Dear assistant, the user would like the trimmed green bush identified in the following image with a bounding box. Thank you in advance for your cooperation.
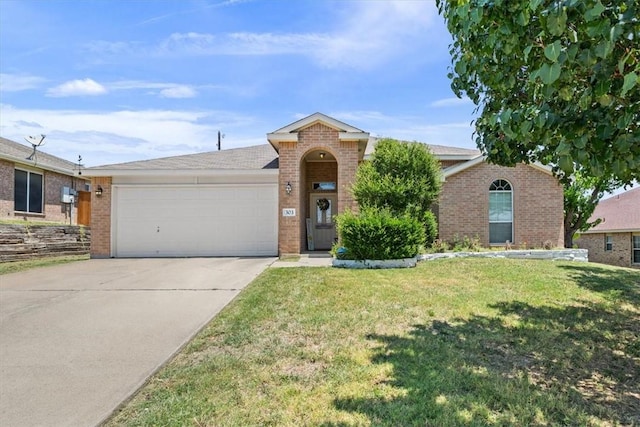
[336,209,425,260]
[352,138,441,221]
[423,211,438,245]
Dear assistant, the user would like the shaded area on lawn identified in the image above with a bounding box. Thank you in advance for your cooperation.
[560,263,640,306]
[332,266,640,426]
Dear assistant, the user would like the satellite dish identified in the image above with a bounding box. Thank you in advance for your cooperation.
[25,134,46,147]
[25,134,46,161]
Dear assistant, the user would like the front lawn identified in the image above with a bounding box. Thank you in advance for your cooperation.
[107,259,639,426]
[0,254,89,275]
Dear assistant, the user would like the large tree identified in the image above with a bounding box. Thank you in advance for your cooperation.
[436,0,640,186]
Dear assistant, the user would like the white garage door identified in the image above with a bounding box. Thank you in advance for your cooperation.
[113,184,278,257]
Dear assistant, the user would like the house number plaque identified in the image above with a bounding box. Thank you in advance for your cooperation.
[282,208,296,217]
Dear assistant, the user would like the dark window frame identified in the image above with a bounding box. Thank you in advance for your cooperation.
[14,168,44,214]
[605,235,613,251]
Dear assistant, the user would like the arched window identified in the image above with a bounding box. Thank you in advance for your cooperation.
[489,179,513,244]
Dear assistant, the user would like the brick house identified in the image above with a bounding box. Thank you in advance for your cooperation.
[576,187,640,269]
[84,113,564,258]
[0,137,91,225]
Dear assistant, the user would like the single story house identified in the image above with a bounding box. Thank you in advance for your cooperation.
[577,187,640,269]
[0,137,91,225]
[84,113,564,258]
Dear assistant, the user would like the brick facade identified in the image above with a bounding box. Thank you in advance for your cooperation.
[278,123,359,255]
[90,176,112,257]
[577,232,639,269]
[85,115,566,258]
[0,158,87,224]
[438,162,564,248]
[0,159,13,219]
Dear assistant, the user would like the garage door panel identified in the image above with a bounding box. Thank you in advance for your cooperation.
[114,185,277,257]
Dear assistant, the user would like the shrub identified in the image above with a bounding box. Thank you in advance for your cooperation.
[430,239,449,253]
[352,138,442,222]
[423,211,438,245]
[451,234,482,252]
[336,209,425,260]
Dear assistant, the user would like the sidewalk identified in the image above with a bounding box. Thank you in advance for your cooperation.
[271,253,333,267]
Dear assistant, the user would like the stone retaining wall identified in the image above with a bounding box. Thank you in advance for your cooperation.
[419,249,588,262]
[331,249,587,269]
[0,224,90,262]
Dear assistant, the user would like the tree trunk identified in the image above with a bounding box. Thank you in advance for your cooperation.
[564,227,575,249]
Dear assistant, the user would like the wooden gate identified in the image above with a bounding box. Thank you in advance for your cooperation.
[77,191,91,226]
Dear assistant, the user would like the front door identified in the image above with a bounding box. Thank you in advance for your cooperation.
[310,193,337,250]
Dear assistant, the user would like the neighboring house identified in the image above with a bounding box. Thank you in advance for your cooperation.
[576,188,640,269]
[84,113,564,258]
[0,137,91,225]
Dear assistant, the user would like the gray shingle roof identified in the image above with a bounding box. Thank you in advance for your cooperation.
[0,136,80,175]
[364,137,480,158]
[426,143,481,156]
[88,144,279,171]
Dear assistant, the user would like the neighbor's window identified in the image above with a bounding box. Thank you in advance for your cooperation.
[633,235,640,264]
[605,235,613,251]
[489,179,513,244]
[14,169,43,213]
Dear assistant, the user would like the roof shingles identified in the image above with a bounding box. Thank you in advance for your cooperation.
[89,144,279,171]
[587,187,640,232]
[0,137,79,175]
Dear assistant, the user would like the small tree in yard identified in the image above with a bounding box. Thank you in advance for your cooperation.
[564,173,625,248]
[351,138,442,240]
[335,139,441,260]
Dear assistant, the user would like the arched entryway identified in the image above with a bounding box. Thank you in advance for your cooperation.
[300,149,338,251]
[267,113,369,255]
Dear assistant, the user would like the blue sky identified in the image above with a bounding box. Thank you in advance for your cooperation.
[0,0,477,167]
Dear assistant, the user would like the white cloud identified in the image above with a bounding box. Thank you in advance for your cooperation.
[108,80,198,98]
[46,78,108,97]
[159,85,197,98]
[157,31,329,56]
[430,97,474,108]
[0,103,264,166]
[87,1,447,70]
[292,110,477,150]
[0,73,47,92]
[316,1,444,68]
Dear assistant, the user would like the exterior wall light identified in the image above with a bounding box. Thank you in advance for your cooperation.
[319,152,326,159]
[285,182,292,195]
[95,186,103,197]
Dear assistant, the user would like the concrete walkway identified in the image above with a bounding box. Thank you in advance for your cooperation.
[0,257,274,427]
[270,253,333,267]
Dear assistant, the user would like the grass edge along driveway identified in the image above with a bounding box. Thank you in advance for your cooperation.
[107,258,640,426]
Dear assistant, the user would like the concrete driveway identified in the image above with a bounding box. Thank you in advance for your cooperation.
[0,257,274,427]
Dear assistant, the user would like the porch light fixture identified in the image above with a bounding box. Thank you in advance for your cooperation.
[285,181,292,195]
[319,152,326,159]
[95,186,103,197]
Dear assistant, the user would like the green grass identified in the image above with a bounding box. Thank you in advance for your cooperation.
[0,254,89,275]
[0,218,71,226]
[107,259,640,426]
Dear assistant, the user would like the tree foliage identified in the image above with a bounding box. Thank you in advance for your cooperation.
[564,173,622,247]
[351,138,442,220]
[436,0,640,185]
